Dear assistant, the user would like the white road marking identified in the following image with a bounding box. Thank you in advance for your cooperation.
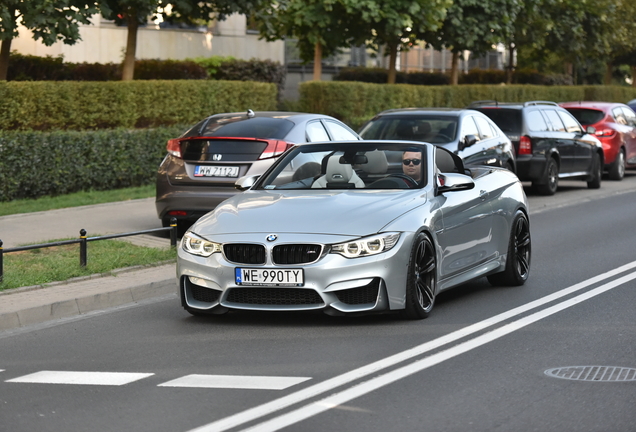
[158,375,311,390]
[6,371,154,386]
[187,260,636,432]
[243,271,636,432]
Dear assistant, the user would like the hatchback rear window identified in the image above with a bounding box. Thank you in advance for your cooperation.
[474,109,521,133]
[565,108,604,126]
[185,117,295,139]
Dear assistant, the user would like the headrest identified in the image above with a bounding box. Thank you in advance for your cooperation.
[361,150,388,174]
[325,156,354,183]
[416,121,431,134]
[396,121,415,139]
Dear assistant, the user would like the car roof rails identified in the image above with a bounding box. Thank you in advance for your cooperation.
[468,100,499,108]
[523,101,559,107]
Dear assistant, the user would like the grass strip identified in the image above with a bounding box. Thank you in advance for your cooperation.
[0,238,175,291]
[0,185,155,217]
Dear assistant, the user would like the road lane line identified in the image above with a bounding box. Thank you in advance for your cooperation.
[159,375,311,390]
[6,371,154,386]
[187,261,636,432]
[244,270,636,432]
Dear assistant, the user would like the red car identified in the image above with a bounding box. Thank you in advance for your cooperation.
[560,102,636,180]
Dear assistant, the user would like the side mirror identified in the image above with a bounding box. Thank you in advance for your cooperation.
[586,126,596,135]
[235,175,260,191]
[459,134,478,151]
[437,173,475,193]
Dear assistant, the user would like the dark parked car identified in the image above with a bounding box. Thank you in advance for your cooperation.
[156,110,361,229]
[470,101,604,195]
[358,108,516,172]
[560,101,636,180]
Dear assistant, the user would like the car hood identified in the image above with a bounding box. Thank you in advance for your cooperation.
[192,190,426,237]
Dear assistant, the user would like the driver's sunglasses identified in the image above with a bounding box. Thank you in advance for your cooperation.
[402,159,421,166]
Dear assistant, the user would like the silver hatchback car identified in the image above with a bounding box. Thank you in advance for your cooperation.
[155,110,361,229]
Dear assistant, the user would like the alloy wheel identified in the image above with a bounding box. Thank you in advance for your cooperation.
[513,216,531,279]
[414,239,436,313]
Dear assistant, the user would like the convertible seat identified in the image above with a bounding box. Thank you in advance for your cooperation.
[311,156,365,188]
[358,150,388,181]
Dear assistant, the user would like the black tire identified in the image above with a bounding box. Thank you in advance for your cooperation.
[534,158,558,195]
[488,211,531,286]
[608,149,625,181]
[587,152,602,189]
[401,233,437,320]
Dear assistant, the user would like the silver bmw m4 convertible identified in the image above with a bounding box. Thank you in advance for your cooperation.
[176,140,531,319]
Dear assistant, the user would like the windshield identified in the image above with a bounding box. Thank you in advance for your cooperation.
[359,115,458,144]
[256,143,428,190]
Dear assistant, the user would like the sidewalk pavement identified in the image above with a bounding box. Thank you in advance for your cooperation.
[0,263,177,332]
[0,199,178,332]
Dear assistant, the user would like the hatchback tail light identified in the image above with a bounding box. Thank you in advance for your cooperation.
[259,140,294,160]
[595,129,615,138]
[519,135,532,155]
[167,138,182,158]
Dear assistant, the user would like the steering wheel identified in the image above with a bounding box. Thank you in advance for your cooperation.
[385,173,419,188]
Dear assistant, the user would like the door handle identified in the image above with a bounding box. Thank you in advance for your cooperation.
[479,190,488,200]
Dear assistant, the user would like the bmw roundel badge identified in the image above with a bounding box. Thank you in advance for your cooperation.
[266,234,278,242]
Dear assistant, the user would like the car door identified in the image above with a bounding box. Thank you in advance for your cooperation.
[434,148,495,281]
[558,110,594,174]
[620,107,636,165]
[543,109,576,174]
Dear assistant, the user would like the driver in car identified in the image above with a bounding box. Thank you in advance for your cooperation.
[402,150,422,183]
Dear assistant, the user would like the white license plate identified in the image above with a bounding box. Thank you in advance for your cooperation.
[235,268,304,286]
[194,165,239,177]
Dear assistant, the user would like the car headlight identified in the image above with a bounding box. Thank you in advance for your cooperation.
[181,232,222,257]
[331,233,401,258]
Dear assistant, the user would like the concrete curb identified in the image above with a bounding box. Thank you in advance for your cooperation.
[0,263,176,331]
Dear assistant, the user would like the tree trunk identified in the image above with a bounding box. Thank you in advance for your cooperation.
[450,51,459,85]
[604,62,613,85]
[121,14,139,81]
[387,42,398,84]
[0,38,12,81]
[633,66,636,87]
[313,41,322,81]
[507,43,515,84]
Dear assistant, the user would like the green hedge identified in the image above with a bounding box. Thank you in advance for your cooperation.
[0,126,185,201]
[0,80,278,131]
[299,82,636,129]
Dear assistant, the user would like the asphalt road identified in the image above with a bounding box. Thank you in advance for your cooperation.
[1,173,636,432]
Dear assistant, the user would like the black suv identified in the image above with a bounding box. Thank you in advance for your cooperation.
[469,101,604,195]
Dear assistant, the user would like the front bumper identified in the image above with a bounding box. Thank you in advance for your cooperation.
[176,232,413,315]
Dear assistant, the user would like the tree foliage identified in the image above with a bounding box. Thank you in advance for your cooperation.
[424,0,520,84]
[253,0,450,83]
[99,0,262,80]
[0,0,98,80]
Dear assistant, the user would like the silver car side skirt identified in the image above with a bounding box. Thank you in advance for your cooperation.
[437,254,506,292]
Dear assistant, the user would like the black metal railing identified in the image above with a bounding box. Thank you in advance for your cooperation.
[0,218,178,283]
